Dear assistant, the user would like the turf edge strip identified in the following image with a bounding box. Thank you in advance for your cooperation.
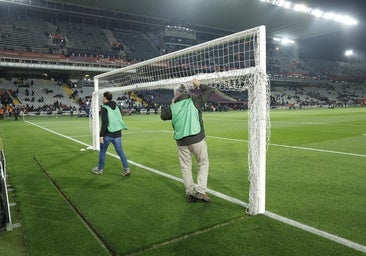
[125,216,246,256]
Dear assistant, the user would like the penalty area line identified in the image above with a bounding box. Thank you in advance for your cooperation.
[206,134,366,158]
[26,121,366,253]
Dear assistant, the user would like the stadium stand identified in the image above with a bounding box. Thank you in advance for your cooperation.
[0,0,365,115]
[112,28,160,61]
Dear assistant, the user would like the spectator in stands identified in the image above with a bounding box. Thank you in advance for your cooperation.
[14,106,19,121]
[92,91,131,177]
[7,105,13,117]
[160,79,214,202]
[0,106,4,119]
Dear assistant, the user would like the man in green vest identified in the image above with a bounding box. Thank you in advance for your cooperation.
[92,91,130,176]
[161,79,214,202]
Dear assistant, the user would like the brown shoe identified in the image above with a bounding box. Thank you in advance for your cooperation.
[195,192,211,202]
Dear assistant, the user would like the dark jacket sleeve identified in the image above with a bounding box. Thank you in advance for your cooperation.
[99,107,108,137]
[193,84,215,108]
[160,105,172,121]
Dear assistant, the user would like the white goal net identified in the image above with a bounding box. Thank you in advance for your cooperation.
[92,25,270,215]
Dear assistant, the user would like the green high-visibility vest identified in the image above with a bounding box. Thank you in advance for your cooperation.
[171,98,200,140]
[102,105,127,132]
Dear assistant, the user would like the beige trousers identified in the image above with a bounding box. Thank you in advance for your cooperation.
[177,139,209,195]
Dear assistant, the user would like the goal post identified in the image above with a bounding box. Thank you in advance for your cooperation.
[92,25,270,215]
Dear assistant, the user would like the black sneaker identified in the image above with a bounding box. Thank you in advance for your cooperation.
[195,192,211,202]
[187,194,197,203]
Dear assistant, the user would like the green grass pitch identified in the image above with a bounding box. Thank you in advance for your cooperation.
[0,107,366,255]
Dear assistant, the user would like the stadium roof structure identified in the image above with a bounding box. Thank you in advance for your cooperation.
[54,0,366,60]
[57,0,365,39]
[2,0,364,61]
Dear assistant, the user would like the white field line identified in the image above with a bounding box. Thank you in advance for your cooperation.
[167,129,366,158]
[205,134,366,158]
[68,135,91,138]
[205,118,366,127]
[264,211,366,253]
[25,121,366,253]
[273,121,366,127]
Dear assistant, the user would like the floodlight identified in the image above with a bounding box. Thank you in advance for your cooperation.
[311,9,324,18]
[260,0,358,26]
[277,0,291,8]
[293,4,311,13]
[344,50,353,56]
[334,15,358,25]
[273,37,295,45]
[281,38,295,45]
[323,12,336,20]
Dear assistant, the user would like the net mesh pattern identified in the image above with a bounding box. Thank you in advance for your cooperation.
[92,26,270,215]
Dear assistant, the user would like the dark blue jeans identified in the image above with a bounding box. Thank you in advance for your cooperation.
[98,135,129,170]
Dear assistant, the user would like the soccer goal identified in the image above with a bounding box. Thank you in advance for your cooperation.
[92,25,270,215]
